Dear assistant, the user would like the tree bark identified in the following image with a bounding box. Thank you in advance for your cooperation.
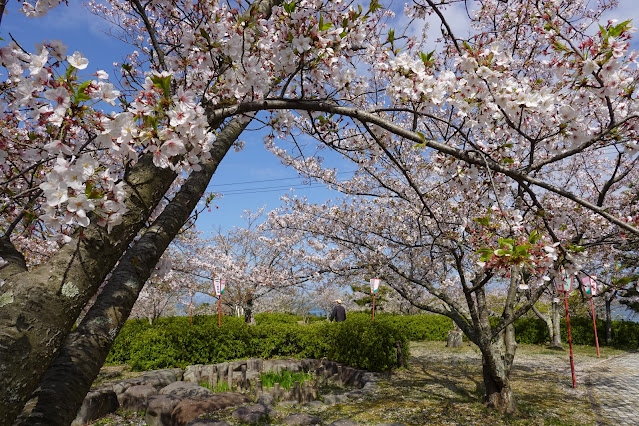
[476,268,518,413]
[532,297,564,349]
[551,297,563,349]
[605,292,614,345]
[0,154,177,425]
[244,296,255,325]
[481,350,517,413]
[15,118,249,425]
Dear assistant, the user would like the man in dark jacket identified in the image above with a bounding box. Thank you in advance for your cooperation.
[329,299,346,322]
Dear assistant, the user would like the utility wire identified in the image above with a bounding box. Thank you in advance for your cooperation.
[218,183,330,196]
[211,170,358,188]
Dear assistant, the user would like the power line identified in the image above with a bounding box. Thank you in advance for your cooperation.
[219,183,331,196]
[211,170,358,188]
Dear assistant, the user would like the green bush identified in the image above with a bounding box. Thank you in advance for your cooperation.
[107,312,409,372]
[254,312,303,324]
[108,312,638,372]
[490,315,639,350]
[377,313,454,341]
[107,318,151,365]
[513,317,549,345]
[323,313,409,371]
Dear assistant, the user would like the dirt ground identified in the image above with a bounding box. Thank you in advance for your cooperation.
[93,341,624,425]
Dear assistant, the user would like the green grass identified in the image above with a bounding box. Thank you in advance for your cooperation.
[259,369,315,390]
[199,380,233,393]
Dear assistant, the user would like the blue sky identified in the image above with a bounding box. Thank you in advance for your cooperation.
[3,0,639,234]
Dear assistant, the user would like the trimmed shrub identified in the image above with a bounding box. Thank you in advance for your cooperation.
[254,312,303,324]
[108,313,638,372]
[107,313,409,372]
[513,317,549,345]
[323,313,409,371]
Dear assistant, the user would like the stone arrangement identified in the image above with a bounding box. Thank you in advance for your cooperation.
[72,358,383,426]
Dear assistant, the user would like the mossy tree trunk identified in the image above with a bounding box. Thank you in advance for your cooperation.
[15,118,248,426]
[0,154,176,425]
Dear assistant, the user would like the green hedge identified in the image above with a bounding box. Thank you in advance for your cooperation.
[106,312,419,372]
[503,316,639,349]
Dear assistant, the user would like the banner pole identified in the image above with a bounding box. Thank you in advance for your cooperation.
[372,293,376,322]
[564,294,577,388]
[590,298,600,358]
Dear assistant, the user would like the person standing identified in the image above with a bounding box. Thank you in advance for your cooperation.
[329,299,346,322]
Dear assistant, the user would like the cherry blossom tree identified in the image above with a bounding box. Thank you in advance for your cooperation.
[202,208,316,324]
[1,0,639,421]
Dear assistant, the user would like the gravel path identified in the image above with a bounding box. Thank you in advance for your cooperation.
[585,352,639,426]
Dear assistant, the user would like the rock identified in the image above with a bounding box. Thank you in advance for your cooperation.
[277,400,300,408]
[186,420,231,426]
[160,381,214,399]
[323,393,349,405]
[145,394,183,426]
[231,404,275,424]
[281,413,322,425]
[329,420,360,426]
[304,400,325,408]
[345,389,365,399]
[71,387,118,425]
[262,359,302,374]
[112,368,183,397]
[377,423,408,426]
[362,382,376,391]
[171,392,251,426]
[256,393,274,406]
[184,365,204,383]
[118,384,157,412]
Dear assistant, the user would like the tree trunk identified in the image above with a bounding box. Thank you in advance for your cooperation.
[446,330,463,348]
[0,153,177,425]
[482,355,517,413]
[605,292,613,345]
[244,297,255,325]
[550,297,564,349]
[15,118,249,425]
[480,327,518,414]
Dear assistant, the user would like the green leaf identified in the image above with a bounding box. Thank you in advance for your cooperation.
[567,244,585,253]
[599,24,607,39]
[65,65,75,80]
[476,247,494,262]
[200,28,211,43]
[319,15,332,31]
[502,157,514,164]
[150,74,172,98]
[416,131,425,142]
[609,20,632,38]
[614,276,634,286]
[473,216,491,226]
[528,230,540,244]
[369,0,383,13]
[283,1,296,14]
[74,80,93,103]
[420,50,435,67]
[498,238,514,250]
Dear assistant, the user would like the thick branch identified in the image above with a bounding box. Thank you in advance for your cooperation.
[0,153,177,425]
[16,118,248,425]
[0,236,27,279]
[208,99,639,236]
